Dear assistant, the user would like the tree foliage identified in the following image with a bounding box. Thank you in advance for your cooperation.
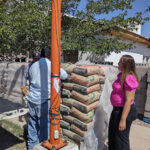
[0,0,51,54]
[62,0,150,54]
[0,0,149,55]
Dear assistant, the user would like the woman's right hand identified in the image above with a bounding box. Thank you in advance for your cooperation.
[119,119,126,131]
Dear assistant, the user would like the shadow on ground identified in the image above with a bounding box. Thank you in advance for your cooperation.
[0,126,24,150]
[0,97,23,114]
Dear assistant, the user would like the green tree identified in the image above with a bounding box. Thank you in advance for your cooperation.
[0,0,51,54]
[62,0,150,54]
[0,0,149,55]
[0,0,80,55]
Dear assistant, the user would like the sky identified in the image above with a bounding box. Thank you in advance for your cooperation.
[78,0,150,38]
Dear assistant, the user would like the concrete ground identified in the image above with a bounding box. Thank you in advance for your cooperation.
[130,124,150,150]
[2,115,150,150]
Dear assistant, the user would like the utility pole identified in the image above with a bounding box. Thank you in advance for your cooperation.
[42,0,68,149]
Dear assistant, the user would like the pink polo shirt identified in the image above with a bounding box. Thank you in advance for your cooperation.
[110,72,138,107]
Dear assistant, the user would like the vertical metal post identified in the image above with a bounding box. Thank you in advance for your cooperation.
[42,0,68,149]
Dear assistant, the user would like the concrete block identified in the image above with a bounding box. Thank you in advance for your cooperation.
[146,95,150,101]
[136,107,145,115]
[138,73,147,82]
[139,81,147,89]
[146,84,150,96]
[145,96,150,110]
[135,101,146,108]
[137,67,148,74]
[135,104,146,113]
[144,111,150,118]
[147,69,150,82]
[136,88,147,95]
[135,94,146,104]
[33,142,79,150]
[136,67,148,72]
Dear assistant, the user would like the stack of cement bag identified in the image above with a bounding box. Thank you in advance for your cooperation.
[60,63,105,144]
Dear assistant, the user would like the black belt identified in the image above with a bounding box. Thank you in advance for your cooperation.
[113,104,134,111]
[113,106,123,111]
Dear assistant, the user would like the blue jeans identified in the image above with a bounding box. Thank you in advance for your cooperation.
[27,101,50,150]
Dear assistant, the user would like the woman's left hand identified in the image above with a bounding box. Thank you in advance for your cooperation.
[119,119,126,131]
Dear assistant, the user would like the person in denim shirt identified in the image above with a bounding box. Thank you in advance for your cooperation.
[27,48,68,150]
[21,52,40,95]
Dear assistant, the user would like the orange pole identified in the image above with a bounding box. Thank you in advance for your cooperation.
[50,0,61,144]
[42,0,68,149]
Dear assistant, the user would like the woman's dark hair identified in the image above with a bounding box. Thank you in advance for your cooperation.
[120,55,140,89]
[40,48,51,58]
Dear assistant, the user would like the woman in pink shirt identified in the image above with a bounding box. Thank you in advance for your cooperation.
[109,55,139,150]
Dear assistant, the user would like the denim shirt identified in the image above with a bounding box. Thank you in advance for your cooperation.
[28,58,68,104]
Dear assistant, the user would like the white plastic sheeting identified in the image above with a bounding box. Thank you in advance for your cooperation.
[80,66,118,150]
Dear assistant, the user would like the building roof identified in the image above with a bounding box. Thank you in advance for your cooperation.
[111,27,150,47]
[64,13,150,47]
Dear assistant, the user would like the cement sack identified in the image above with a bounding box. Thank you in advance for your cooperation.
[71,73,105,87]
[63,115,76,123]
[61,89,71,98]
[61,74,72,82]
[62,83,75,91]
[72,84,101,95]
[73,118,92,131]
[63,83,102,94]
[60,98,62,104]
[60,104,70,115]
[100,84,104,90]
[72,100,99,113]
[63,115,91,131]
[60,128,63,134]
[62,129,84,143]
[60,120,70,130]
[62,63,76,74]
[71,107,94,123]
[73,65,104,77]
[62,98,99,113]
[62,98,76,107]
[71,124,85,137]
[71,90,100,105]
[80,66,118,150]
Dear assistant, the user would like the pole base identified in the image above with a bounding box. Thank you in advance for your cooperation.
[41,139,68,150]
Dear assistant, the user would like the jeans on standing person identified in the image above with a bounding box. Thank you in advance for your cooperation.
[27,100,50,150]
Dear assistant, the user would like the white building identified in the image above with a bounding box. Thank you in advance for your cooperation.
[105,26,150,66]
[77,25,150,66]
